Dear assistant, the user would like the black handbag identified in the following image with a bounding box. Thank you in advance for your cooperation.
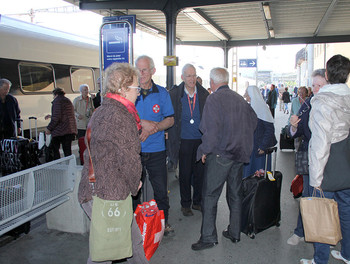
[295,150,309,175]
[321,133,350,192]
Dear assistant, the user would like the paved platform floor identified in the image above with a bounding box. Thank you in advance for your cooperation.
[0,105,342,264]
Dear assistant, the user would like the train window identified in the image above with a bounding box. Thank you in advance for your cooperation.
[70,67,96,92]
[18,62,55,93]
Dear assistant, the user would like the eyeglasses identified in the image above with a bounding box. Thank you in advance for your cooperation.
[128,86,141,93]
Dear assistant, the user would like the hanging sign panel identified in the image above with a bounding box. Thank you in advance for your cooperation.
[239,59,257,68]
[102,27,129,69]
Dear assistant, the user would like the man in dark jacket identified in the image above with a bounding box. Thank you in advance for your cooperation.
[267,84,278,118]
[0,79,21,139]
[168,64,209,217]
[192,67,257,251]
[45,88,77,160]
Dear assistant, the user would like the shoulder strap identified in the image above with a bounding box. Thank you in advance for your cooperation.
[86,125,96,183]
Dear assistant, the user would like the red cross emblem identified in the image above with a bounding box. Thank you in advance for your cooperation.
[152,104,160,113]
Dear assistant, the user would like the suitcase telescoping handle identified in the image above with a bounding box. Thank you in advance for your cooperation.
[28,117,38,141]
[264,146,277,179]
[15,118,24,137]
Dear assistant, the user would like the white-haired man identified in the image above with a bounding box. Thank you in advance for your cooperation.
[168,64,209,217]
[0,78,21,139]
[192,67,257,251]
[135,55,175,236]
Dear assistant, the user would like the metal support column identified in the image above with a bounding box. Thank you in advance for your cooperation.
[163,4,179,90]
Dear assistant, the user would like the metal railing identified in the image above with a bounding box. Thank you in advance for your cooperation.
[0,155,77,236]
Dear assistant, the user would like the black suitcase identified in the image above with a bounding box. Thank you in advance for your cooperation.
[0,119,30,176]
[279,126,295,150]
[28,117,40,167]
[241,147,282,238]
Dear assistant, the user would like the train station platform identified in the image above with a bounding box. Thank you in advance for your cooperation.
[0,105,341,264]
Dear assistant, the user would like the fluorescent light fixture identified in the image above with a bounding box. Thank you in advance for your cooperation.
[202,24,229,41]
[182,8,228,40]
[269,29,275,38]
[263,4,272,20]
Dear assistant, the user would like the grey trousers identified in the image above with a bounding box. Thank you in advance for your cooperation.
[81,200,149,264]
[200,154,243,243]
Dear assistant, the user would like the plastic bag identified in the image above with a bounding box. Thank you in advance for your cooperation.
[134,200,165,260]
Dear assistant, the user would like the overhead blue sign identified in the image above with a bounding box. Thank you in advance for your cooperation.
[102,27,129,69]
[239,59,257,68]
[103,15,136,33]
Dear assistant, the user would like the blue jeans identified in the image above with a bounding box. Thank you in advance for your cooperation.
[294,174,311,237]
[308,186,350,264]
[200,154,243,243]
[141,151,170,224]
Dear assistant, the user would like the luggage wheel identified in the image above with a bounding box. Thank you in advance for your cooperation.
[248,232,255,239]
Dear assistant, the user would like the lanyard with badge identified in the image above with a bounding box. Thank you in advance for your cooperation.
[187,93,196,124]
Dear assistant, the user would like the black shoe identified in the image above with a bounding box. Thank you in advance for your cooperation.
[181,207,194,216]
[164,224,175,237]
[191,240,218,251]
[192,204,202,211]
[222,229,240,243]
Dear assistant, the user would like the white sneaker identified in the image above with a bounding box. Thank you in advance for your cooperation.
[287,234,304,245]
[331,250,350,264]
[300,259,315,264]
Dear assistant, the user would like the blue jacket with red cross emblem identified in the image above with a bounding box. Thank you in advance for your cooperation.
[135,81,174,153]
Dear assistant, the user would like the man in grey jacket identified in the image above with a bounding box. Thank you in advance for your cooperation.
[191,67,257,251]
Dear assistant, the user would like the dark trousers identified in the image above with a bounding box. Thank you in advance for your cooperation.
[51,134,75,160]
[269,106,275,118]
[77,129,86,139]
[200,154,243,243]
[141,151,170,223]
[179,139,204,208]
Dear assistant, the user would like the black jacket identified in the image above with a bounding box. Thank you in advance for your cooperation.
[167,82,209,165]
[0,94,20,139]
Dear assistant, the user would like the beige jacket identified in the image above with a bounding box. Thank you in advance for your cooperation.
[73,95,95,130]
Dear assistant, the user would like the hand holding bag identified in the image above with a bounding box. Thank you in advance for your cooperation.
[300,189,342,245]
[86,126,133,262]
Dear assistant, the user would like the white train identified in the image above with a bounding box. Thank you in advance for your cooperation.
[0,15,99,134]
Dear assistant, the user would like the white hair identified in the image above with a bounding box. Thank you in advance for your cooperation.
[210,67,229,84]
[0,78,12,89]
[182,64,196,76]
[135,55,155,70]
[79,84,89,93]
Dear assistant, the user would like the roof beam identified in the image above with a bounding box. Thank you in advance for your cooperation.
[313,0,338,37]
[79,0,168,11]
[79,0,263,11]
[178,34,350,48]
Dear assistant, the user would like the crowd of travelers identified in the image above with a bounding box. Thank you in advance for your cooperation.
[1,53,349,264]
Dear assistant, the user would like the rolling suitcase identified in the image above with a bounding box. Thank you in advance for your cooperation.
[241,147,282,238]
[28,117,40,167]
[0,119,30,176]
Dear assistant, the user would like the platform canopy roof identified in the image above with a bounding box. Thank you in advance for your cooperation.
[65,0,350,47]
